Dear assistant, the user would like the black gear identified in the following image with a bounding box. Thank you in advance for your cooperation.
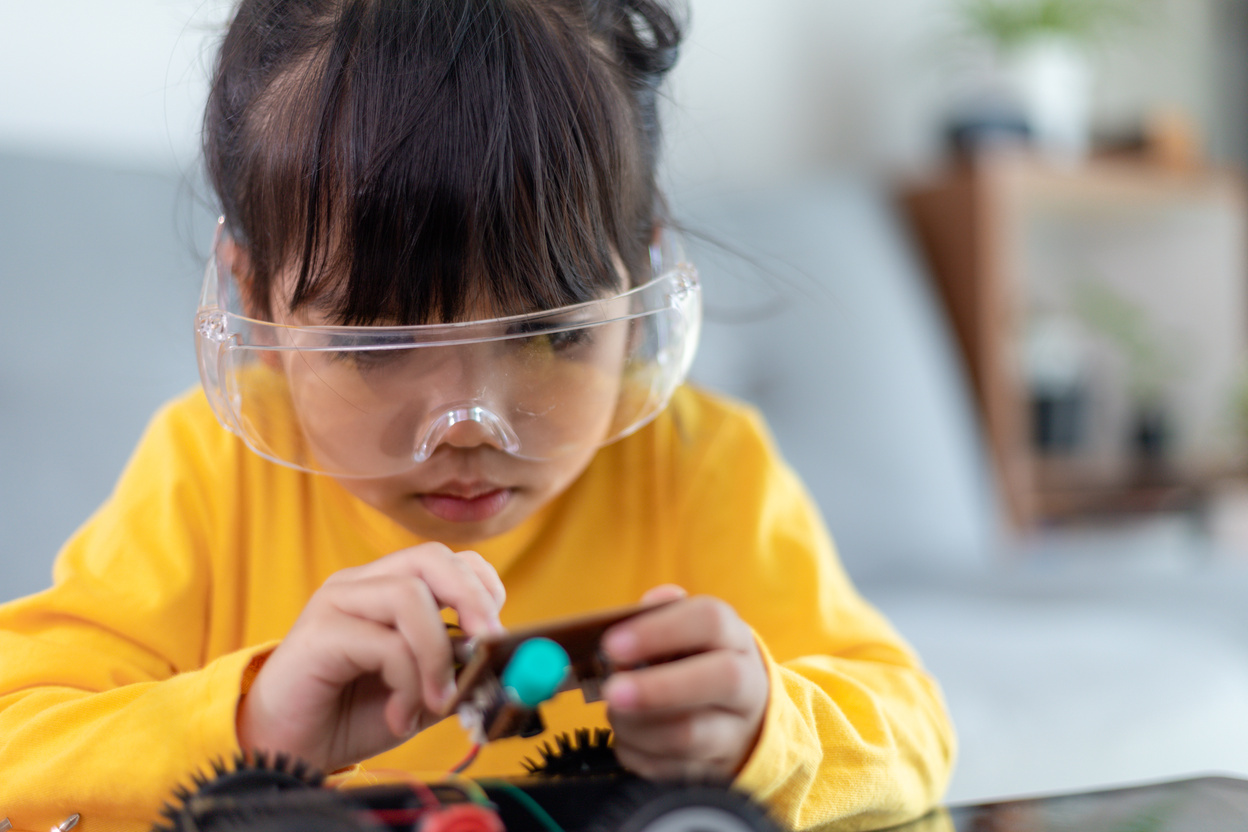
[154,752,327,832]
[521,728,623,778]
[188,806,373,832]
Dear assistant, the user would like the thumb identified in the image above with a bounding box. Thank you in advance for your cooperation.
[641,584,688,604]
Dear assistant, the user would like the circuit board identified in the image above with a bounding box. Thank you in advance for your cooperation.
[447,601,673,743]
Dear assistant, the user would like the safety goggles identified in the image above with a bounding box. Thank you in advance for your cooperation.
[195,219,701,478]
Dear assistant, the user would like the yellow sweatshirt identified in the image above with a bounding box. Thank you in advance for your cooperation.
[0,386,953,832]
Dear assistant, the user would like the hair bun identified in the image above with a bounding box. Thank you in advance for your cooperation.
[589,0,685,85]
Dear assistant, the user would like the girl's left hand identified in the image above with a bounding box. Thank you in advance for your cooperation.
[600,586,769,781]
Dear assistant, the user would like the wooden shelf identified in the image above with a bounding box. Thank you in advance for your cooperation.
[902,151,1248,530]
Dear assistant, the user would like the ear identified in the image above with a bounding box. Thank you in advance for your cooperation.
[218,237,284,371]
[218,236,268,321]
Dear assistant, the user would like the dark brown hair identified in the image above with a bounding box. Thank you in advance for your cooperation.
[204,0,683,325]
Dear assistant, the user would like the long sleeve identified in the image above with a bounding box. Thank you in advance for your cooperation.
[667,393,956,830]
[0,385,953,832]
[0,402,261,832]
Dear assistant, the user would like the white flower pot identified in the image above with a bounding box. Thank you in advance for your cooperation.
[1005,35,1093,164]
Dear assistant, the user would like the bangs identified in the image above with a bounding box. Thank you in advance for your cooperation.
[208,0,661,326]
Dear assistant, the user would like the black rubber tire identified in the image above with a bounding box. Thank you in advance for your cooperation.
[605,784,778,832]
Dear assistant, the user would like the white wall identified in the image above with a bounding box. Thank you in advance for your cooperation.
[666,0,1229,187]
[0,1,233,171]
[660,0,953,188]
[0,0,1232,180]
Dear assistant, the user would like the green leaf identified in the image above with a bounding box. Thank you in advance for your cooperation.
[957,0,1145,49]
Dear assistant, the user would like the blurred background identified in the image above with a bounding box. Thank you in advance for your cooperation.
[6,0,1248,810]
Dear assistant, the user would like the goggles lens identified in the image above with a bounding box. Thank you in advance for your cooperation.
[196,222,701,478]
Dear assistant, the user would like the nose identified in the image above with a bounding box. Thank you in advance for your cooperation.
[413,406,522,462]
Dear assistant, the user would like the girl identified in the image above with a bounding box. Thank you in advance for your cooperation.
[0,1,954,830]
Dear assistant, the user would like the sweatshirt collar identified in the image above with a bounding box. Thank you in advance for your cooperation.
[330,482,555,580]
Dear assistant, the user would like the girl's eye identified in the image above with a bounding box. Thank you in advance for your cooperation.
[330,349,406,370]
[546,328,592,351]
[517,326,594,356]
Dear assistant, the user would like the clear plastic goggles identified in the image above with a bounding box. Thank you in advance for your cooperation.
[195,219,701,478]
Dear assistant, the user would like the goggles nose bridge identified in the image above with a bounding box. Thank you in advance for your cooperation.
[413,405,523,462]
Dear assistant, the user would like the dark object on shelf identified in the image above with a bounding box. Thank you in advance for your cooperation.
[1132,400,1173,460]
[946,113,1033,159]
[1032,387,1087,454]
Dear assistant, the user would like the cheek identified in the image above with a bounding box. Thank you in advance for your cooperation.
[329,475,394,511]
[532,447,601,500]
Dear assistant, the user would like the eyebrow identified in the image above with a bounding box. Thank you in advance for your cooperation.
[505,313,596,333]
[304,290,348,314]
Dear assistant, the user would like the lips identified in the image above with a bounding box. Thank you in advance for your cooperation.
[418,485,513,523]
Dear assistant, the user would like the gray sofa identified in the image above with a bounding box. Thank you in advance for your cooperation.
[677,183,1248,803]
[3,152,1248,805]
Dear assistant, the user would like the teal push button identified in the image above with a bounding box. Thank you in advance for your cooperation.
[501,637,571,708]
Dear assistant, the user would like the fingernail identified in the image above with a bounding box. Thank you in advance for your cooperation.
[441,680,459,709]
[407,715,421,736]
[644,584,687,603]
[603,628,637,661]
[604,676,639,711]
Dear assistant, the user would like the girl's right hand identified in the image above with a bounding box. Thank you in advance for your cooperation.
[236,543,506,772]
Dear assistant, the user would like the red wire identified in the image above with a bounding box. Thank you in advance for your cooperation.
[360,768,441,809]
[449,743,482,774]
[408,779,443,811]
[369,809,429,824]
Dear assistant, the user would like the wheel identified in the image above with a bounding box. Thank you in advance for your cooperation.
[156,753,328,832]
[606,784,778,832]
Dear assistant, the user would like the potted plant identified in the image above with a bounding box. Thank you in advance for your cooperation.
[1072,279,1183,470]
[955,0,1143,162]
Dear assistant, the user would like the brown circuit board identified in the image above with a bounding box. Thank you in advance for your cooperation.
[444,600,673,742]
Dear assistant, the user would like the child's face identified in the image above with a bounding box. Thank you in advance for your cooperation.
[266,264,631,544]
[328,433,602,544]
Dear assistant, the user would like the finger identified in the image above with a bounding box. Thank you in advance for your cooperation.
[322,577,457,710]
[280,613,425,737]
[610,709,746,773]
[603,596,754,666]
[405,551,505,637]
[456,549,507,609]
[333,544,504,636]
[641,584,688,604]
[602,650,767,716]
[323,543,457,589]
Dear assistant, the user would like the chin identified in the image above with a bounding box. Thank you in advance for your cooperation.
[394,498,530,545]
